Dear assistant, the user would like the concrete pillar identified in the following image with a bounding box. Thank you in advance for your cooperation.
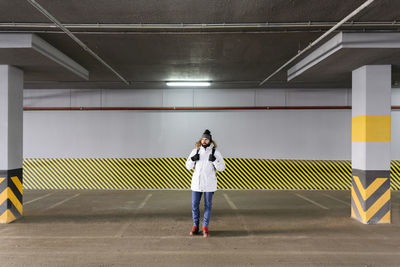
[0,65,23,223]
[351,65,391,224]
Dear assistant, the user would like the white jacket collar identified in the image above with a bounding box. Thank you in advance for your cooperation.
[200,145,213,152]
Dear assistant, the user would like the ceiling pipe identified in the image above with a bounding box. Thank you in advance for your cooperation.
[26,0,130,86]
[6,29,399,36]
[258,0,375,86]
[1,21,399,30]
[24,106,352,111]
[23,106,400,111]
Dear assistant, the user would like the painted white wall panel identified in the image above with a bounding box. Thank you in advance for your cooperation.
[21,88,400,160]
[194,89,255,107]
[102,89,163,107]
[255,89,286,106]
[23,109,352,159]
[162,89,193,107]
[287,89,348,106]
[392,89,400,105]
[71,89,101,107]
[23,89,70,107]
[392,111,400,159]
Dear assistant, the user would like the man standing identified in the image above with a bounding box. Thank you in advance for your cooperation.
[185,129,225,237]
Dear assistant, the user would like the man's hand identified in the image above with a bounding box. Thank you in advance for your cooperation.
[191,154,200,162]
[209,154,216,162]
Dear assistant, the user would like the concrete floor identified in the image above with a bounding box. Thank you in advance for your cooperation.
[1,190,400,266]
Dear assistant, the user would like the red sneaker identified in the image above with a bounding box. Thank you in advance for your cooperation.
[189,226,199,236]
[202,227,209,238]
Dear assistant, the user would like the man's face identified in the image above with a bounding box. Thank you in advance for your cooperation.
[201,138,210,146]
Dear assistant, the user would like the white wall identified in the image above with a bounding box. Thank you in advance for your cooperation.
[23,88,400,160]
[392,88,400,159]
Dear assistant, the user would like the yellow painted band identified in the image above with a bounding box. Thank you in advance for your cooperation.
[0,210,16,224]
[352,115,391,142]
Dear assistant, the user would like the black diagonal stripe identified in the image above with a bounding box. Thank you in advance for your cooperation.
[365,179,390,210]
[246,159,269,189]
[255,160,285,189]
[168,158,191,186]
[0,178,7,192]
[238,159,262,189]
[7,199,22,218]
[7,169,23,181]
[144,158,177,189]
[351,198,362,221]
[352,176,391,211]
[263,159,292,189]
[391,177,400,191]
[352,178,366,211]
[367,200,391,224]
[0,198,22,220]
[352,169,390,188]
[7,178,23,204]
[0,199,7,214]
[159,159,186,189]
[391,161,400,190]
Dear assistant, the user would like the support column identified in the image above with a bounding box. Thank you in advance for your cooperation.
[351,65,391,224]
[0,65,23,223]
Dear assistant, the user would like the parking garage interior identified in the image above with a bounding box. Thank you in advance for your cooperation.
[1,0,400,266]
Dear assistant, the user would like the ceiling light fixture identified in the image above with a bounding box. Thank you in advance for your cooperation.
[166,81,211,87]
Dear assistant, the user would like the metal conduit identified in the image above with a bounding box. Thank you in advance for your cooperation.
[22,106,400,111]
[1,21,399,30]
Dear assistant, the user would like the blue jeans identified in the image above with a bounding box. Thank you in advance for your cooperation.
[192,191,214,227]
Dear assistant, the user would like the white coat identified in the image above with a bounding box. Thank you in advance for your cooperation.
[185,145,225,192]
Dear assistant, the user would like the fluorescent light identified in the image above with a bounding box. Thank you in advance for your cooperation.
[166,81,211,87]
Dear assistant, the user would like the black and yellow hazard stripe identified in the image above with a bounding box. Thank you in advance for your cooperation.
[392,160,400,190]
[351,114,392,223]
[0,169,23,223]
[22,158,400,190]
[351,170,391,224]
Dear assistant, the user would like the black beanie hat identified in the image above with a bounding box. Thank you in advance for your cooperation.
[202,129,212,142]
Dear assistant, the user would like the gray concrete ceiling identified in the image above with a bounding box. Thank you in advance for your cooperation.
[1,0,400,89]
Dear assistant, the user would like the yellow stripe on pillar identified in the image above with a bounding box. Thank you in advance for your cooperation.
[379,210,391,223]
[353,176,387,200]
[0,210,16,224]
[352,115,391,142]
[11,176,23,195]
